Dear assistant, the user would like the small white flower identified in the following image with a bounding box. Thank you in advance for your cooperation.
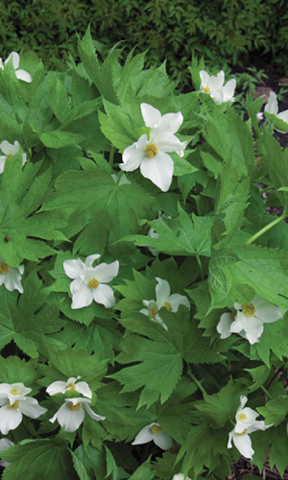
[172,475,192,480]
[132,422,172,450]
[264,91,288,133]
[0,383,47,435]
[217,295,282,344]
[120,103,187,192]
[63,253,119,309]
[200,70,236,105]
[49,397,105,433]
[140,277,190,330]
[0,439,14,468]
[0,140,27,174]
[0,52,32,83]
[0,258,24,293]
[46,376,92,399]
[228,396,271,459]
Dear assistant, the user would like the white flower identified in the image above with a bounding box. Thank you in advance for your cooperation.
[172,475,192,480]
[120,103,187,192]
[140,277,190,330]
[0,140,27,174]
[0,259,24,293]
[228,396,270,459]
[217,295,282,344]
[200,70,236,105]
[46,376,92,399]
[49,397,105,433]
[0,439,14,468]
[264,91,288,133]
[0,52,32,83]
[132,422,172,450]
[0,383,47,435]
[63,253,119,309]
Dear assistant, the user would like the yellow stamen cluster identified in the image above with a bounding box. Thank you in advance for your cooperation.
[242,303,256,317]
[163,301,173,311]
[237,413,247,422]
[149,307,157,318]
[0,262,9,275]
[150,425,162,435]
[203,86,211,93]
[235,428,248,437]
[69,402,82,411]
[65,382,76,391]
[145,143,158,158]
[88,278,99,289]
[10,388,20,395]
[8,401,19,410]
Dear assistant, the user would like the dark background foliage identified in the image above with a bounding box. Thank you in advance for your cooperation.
[0,0,288,86]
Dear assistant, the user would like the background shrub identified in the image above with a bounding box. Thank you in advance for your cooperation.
[0,0,287,86]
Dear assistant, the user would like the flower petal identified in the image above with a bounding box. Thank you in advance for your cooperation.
[19,397,47,418]
[241,315,264,344]
[63,259,85,279]
[199,70,210,88]
[46,381,67,396]
[168,293,190,311]
[76,382,92,399]
[152,132,184,154]
[83,403,106,421]
[209,70,225,90]
[0,140,19,156]
[120,136,146,172]
[153,430,173,450]
[92,260,119,283]
[92,283,116,308]
[3,268,23,293]
[222,79,236,102]
[265,92,278,115]
[158,111,184,134]
[217,312,233,339]
[85,254,101,268]
[15,69,32,83]
[155,277,170,306]
[53,402,85,432]
[233,431,254,459]
[132,424,154,445]
[5,52,19,69]
[141,103,161,128]
[0,405,22,434]
[140,152,174,192]
[70,282,93,309]
[0,156,6,174]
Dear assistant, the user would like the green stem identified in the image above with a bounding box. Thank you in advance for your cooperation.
[186,365,207,396]
[245,212,286,246]
[261,385,272,400]
[109,145,115,166]
[196,254,204,281]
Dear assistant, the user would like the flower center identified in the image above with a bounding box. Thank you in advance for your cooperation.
[163,301,173,311]
[10,388,19,395]
[0,262,9,275]
[69,402,82,411]
[149,307,158,318]
[203,86,210,93]
[7,401,19,409]
[145,143,158,158]
[237,413,247,422]
[150,425,162,435]
[235,428,248,437]
[65,382,76,391]
[88,278,99,289]
[242,303,256,317]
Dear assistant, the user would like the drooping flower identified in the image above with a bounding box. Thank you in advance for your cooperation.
[0,439,14,468]
[264,91,288,133]
[0,383,47,435]
[132,422,172,450]
[217,295,282,344]
[228,396,271,459]
[46,376,92,399]
[120,103,187,192]
[0,140,27,174]
[199,70,236,105]
[172,474,192,480]
[140,277,190,330]
[49,397,105,433]
[0,258,24,293]
[0,52,32,83]
[63,254,119,309]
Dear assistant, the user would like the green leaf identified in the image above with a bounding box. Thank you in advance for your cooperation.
[257,396,288,426]
[40,130,85,148]
[264,111,288,133]
[129,459,155,480]
[71,450,92,480]
[2,439,78,480]
[0,356,38,384]
[262,129,288,209]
